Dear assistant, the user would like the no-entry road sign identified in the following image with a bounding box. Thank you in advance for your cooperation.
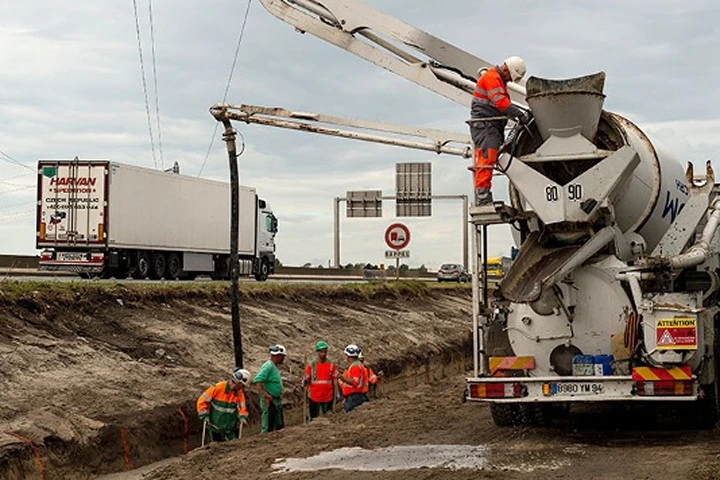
[385,223,410,250]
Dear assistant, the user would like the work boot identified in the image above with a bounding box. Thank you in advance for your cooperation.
[475,188,493,206]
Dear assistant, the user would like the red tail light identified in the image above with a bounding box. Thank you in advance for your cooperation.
[635,381,692,396]
[469,382,524,398]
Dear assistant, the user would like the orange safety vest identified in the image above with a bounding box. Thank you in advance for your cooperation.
[340,361,367,396]
[196,381,248,432]
[472,67,512,114]
[305,358,337,403]
[365,366,378,385]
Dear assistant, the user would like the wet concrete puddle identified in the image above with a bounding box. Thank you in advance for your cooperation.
[273,444,572,473]
[273,444,488,472]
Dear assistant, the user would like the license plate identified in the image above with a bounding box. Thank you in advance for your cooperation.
[550,382,604,396]
[58,252,86,262]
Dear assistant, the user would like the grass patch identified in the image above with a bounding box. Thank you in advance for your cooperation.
[0,280,469,314]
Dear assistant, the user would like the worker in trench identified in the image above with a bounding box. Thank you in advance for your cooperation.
[358,352,384,399]
[196,367,251,442]
[337,344,369,412]
[303,340,338,421]
[254,344,286,433]
[469,56,532,206]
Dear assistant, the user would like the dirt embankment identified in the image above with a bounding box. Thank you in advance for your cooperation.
[0,281,472,479]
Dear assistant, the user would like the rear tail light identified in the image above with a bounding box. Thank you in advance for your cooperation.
[40,251,53,261]
[469,382,524,399]
[635,381,693,396]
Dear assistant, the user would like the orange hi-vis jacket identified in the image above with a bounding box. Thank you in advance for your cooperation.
[472,66,513,116]
[364,366,379,388]
[305,358,338,403]
[340,360,367,396]
[196,381,248,432]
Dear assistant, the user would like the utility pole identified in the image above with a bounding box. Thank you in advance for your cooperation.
[211,105,243,368]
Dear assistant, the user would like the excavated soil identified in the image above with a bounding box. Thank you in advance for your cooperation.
[3,281,720,479]
[0,281,473,479]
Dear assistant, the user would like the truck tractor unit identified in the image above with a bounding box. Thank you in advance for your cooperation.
[465,73,720,428]
[36,159,278,281]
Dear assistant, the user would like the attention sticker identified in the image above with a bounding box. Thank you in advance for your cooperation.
[656,317,697,350]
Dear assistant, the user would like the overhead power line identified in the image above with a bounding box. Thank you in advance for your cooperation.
[132,0,158,169]
[0,150,34,171]
[148,0,164,169]
[198,0,253,177]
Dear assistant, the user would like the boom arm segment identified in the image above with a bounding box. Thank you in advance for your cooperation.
[258,0,527,108]
[210,103,473,158]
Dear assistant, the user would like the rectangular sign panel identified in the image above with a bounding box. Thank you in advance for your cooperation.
[385,250,410,258]
[347,190,382,218]
[656,317,697,350]
[396,162,431,217]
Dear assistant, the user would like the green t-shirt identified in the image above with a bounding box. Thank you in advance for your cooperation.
[254,359,283,397]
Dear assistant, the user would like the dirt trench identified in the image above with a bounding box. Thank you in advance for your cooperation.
[0,281,473,479]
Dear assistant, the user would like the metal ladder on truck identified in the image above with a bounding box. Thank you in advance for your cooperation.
[469,203,519,377]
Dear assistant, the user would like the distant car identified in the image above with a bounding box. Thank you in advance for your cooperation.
[437,263,469,283]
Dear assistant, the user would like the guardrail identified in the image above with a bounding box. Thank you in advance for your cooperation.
[0,255,437,280]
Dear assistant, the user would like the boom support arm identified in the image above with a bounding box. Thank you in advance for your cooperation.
[258,0,527,108]
[210,103,473,158]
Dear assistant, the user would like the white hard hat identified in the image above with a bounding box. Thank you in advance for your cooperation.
[232,367,251,386]
[504,56,526,82]
[269,344,287,356]
[344,344,362,357]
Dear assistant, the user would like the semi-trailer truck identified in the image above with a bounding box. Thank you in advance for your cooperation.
[36,159,278,281]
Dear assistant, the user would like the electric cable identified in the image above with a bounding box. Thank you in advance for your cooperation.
[0,150,34,171]
[148,0,164,169]
[132,0,158,169]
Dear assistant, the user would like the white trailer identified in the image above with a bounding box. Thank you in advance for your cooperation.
[36,159,278,281]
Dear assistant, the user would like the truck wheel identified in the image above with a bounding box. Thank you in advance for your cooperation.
[519,403,553,427]
[254,258,270,282]
[149,252,166,280]
[693,321,720,429]
[490,403,520,427]
[165,253,181,280]
[132,252,150,279]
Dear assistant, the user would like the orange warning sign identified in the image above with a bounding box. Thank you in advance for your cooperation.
[656,317,697,350]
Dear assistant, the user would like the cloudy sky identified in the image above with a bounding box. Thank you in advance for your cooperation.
[1,0,718,269]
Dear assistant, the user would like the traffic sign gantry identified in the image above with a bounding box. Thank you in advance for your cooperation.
[385,223,410,250]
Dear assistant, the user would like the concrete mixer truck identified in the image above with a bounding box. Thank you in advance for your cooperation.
[464,73,720,428]
[214,0,718,427]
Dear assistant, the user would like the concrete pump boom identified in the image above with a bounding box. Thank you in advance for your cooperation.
[210,103,473,158]
[258,0,527,108]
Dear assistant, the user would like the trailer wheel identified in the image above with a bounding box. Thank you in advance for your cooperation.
[149,252,166,280]
[132,252,150,279]
[490,403,520,427]
[165,253,181,280]
[254,258,270,282]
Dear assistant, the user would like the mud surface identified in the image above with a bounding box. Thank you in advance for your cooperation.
[3,281,720,479]
[0,281,472,479]
[148,374,720,480]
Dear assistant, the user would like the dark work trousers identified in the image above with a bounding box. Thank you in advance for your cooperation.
[267,397,284,432]
[344,393,368,412]
[210,426,239,442]
[308,399,333,420]
[469,119,505,157]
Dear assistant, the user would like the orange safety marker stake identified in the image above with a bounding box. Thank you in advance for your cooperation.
[6,431,45,480]
[118,426,132,471]
[177,406,189,454]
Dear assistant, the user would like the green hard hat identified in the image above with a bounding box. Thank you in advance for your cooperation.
[315,340,329,351]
